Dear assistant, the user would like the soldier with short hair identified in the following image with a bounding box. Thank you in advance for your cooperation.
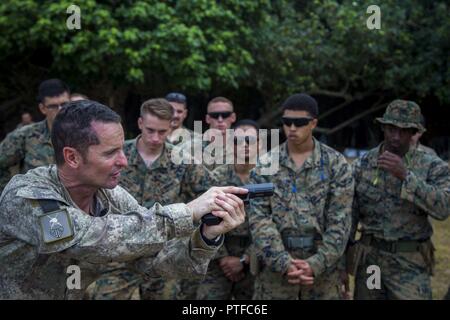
[196,119,260,300]
[0,100,247,299]
[350,100,450,300]
[88,98,218,300]
[249,93,354,300]
[0,79,70,193]
[165,92,200,146]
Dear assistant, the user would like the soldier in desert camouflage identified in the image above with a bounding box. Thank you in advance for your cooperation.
[0,100,246,299]
[89,98,217,300]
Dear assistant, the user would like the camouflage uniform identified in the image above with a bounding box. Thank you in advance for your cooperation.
[416,143,437,157]
[202,139,235,171]
[351,100,450,300]
[0,120,54,192]
[196,164,255,300]
[0,165,221,299]
[249,139,354,300]
[89,138,217,300]
[167,126,198,146]
[172,128,233,171]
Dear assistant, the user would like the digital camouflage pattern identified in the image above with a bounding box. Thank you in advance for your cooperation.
[248,139,354,299]
[121,138,216,207]
[0,120,54,192]
[416,143,437,157]
[90,138,217,300]
[167,126,200,146]
[0,165,221,299]
[196,164,254,300]
[375,100,425,132]
[352,144,450,299]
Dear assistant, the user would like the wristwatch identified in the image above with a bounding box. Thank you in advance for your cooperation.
[239,255,247,265]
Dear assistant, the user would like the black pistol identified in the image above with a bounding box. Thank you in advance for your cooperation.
[201,183,274,226]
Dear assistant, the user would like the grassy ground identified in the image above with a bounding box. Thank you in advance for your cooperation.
[349,218,450,300]
[431,217,450,299]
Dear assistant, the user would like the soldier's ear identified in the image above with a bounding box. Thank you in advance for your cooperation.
[63,147,83,168]
[38,103,47,116]
[137,117,143,130]
[230,112,236,124]
[205,114,212,125]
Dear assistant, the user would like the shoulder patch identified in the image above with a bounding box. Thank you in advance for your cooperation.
[39,208,74,244]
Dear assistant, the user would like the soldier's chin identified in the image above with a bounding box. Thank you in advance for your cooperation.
[105,177,120,189]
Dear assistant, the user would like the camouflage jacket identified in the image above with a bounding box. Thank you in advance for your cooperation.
[351,143,450,242]
[248,139,354,277]
[0,165,220,299]
[416,143,437,157]
[202,138,235,171]
[167,126,199,146]
[213,164,252,259]
[0,120,54,191]
[121,137,217,207]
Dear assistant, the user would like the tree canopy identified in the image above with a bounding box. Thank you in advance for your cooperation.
[0,0,448,143]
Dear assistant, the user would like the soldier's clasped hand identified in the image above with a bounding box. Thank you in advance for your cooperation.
[377,151,408,180]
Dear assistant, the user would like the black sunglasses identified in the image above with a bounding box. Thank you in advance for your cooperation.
[165,92,187,103]
[234,136,258,145]
[281,117,314,127]
[208,112,233,119]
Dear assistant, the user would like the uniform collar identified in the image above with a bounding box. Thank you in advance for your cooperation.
[128,135,171,170]
[280,137,322,172]
[36,119,52,143]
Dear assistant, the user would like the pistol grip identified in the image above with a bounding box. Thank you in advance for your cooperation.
[201,213,223,226]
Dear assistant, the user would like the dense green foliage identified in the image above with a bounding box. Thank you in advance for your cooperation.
[0,0,448,129]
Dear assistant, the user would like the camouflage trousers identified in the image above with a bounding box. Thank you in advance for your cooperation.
[196,259,254,300]
[171,278,200,300]
[252,266,343,300]
[354,246,432,300]
[84,269,141,300]
[140,278,177,300]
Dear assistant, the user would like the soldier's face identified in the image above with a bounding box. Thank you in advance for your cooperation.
[234,125,259,164]
[383,124,415,156]
[206,102,236,135]
[80,122,127,189]
[39,92,70,124]
[282,110,317,146]
[169,102,188,129]
[138,113,171,151]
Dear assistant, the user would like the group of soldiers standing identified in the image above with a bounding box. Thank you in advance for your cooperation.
[0,78,449,300]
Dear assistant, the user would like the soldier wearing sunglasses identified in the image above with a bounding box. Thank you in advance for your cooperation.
[248,93,354,300]
[203,97,237,170]
[197,119,260,300]
[0,79,70,193]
